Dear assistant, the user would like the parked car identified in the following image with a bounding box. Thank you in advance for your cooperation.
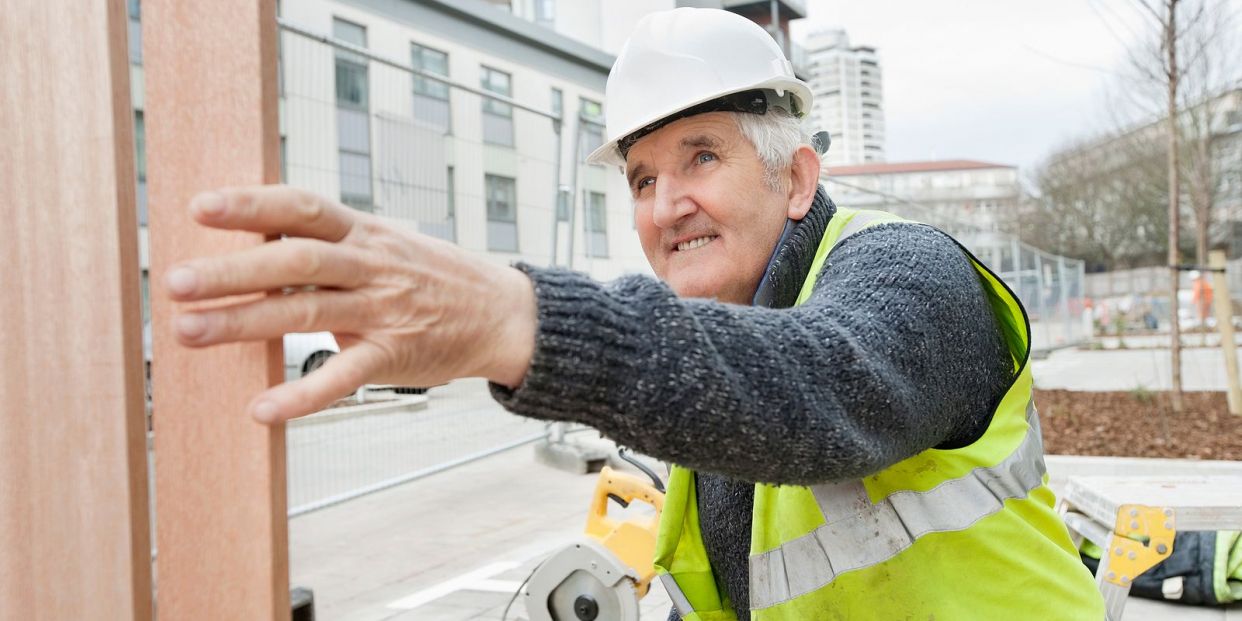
[281,333,432,393]
[282,331,339,383]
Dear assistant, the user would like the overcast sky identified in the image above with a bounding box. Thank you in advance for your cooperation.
[791,0,1240,175]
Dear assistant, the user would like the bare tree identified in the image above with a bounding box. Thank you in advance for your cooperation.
[1023,133,1168,271]
[1113,0,1240,410]
[1179,7,1240,265]
[1157,0,1185,410]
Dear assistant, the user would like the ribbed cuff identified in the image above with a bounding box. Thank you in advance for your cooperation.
[489,264,648,423]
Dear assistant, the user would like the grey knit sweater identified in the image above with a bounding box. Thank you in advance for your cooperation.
[491,187,1015,619]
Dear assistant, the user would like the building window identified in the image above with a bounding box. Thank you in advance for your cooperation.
[585,191,608,258]
[445,166,456,240]
[134,111,146,183]
[134,110,147,226]
[485,174,518,252]
[412,43,451,133]
[579,97,604,163]
[420,166,456,242]
[551,87,563,120]
[534,0,555,27]
[333,18,373,211]
[481,66,514,147]
[127,0,142,65]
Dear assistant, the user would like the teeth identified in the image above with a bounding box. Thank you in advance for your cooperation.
[677,236,717,252]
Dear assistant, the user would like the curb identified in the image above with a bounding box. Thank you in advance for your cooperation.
[290,395,429,427]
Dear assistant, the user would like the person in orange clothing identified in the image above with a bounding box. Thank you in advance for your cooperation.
[1191,270,1214,328]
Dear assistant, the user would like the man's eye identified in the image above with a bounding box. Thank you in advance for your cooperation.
[637,177,655,191]
[697,152,717,164]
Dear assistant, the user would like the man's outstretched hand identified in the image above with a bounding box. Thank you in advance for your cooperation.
[164,186,537,424]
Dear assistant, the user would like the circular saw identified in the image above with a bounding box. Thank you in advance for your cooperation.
[524,454,665,621]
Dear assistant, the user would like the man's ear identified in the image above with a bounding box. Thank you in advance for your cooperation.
[786,144,820,221]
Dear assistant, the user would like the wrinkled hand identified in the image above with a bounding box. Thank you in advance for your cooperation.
[165,185,536,424]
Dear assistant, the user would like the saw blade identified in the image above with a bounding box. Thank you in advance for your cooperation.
[546,569,638,621]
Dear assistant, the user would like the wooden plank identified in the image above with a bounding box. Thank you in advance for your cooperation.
[1209,250,1242,415]
[144,0,290,618]
[0,0,153,619]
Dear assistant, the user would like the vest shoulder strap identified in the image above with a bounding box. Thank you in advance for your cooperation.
[796,208,906,306]
[833,209,905,250]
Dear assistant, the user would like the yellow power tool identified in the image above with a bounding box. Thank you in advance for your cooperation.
[524,451,665,621]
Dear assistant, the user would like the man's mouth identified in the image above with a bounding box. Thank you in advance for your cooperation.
[675,235,719,252]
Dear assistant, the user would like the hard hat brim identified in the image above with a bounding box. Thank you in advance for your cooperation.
[585,79,813,169]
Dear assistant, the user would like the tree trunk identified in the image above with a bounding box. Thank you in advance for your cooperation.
[1196,209,1209,266]
[1167,0,1184,412]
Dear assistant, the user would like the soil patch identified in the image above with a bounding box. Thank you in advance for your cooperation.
[1037,389,1242,460]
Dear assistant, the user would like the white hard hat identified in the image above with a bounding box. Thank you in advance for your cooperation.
[586,7,813,167]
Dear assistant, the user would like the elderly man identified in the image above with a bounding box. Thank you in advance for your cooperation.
[167,8,1103,620]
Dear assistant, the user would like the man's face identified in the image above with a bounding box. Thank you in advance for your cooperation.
[626,112,791,304]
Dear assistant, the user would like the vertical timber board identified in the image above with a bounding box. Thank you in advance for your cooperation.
[144,0,290,619]
[0,0,153,619]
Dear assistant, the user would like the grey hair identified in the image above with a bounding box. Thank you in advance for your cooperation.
[729,107,811,192]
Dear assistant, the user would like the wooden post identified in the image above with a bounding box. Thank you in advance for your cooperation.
[1210,250,1241,416]
[144,0,290,618]
[0,0,153,619]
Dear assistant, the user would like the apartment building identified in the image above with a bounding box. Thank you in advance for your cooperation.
[494,0,806,63]
[800,28,885,167]
[824,160,1021,232]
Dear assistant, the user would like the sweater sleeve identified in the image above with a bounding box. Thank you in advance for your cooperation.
[490,222,1015,485]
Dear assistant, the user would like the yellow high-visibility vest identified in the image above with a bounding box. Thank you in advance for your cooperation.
[653,207,1105,620]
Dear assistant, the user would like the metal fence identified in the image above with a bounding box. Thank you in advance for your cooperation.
[1085,261,1242,301]
[285,380,547,517]
[277,20,602,515]
[826,178,1091,353]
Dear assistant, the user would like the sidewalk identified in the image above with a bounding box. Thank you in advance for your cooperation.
[290,442,672,620]
[291,441,1242,620]
[1033,345,1236,391]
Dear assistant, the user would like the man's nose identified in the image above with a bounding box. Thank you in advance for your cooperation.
[651,175,696,229]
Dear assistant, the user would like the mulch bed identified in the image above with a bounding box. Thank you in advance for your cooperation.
[1037,389,1242,460]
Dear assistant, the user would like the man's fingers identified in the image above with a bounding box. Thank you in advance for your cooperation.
[165,238,366,301]
[172,290,371,347]
[190,185,357,242]
[248,342,386,424]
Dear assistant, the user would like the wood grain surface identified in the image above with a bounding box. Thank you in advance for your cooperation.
[144,0,290,618]
[0,0,154,618]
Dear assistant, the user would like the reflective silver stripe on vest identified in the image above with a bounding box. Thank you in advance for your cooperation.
[835,211,887,248]
[749,402,1046,609]
[659,573,696,618]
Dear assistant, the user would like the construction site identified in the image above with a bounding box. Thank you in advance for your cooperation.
[5,0,1242,620]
